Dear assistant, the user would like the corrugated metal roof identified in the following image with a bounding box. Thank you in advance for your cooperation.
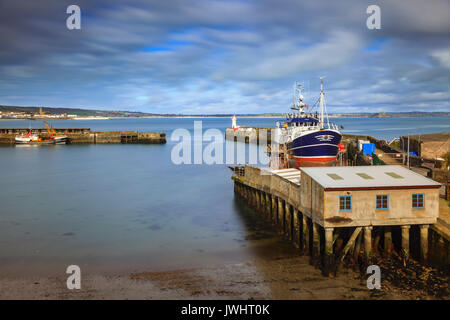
[300,165,441,189]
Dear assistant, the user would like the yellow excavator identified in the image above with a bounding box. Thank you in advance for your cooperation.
[43,121,68,144]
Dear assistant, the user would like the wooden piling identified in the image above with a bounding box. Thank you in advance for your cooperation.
[420,224,429,263]
[255,191,261,212]
[373,229,381,255]
[364,226,373,264]
[265,193,271,221]
[312,222,320,266]
[302,214,310,255]
[336,227,362,269]
[353,231,362,263]
[324,227,334,276]
[285,203,292,240]
[271,195,277,225]
[278,198,285,234]
[401,225,410,264]
[293,209,300,248]
[384,226,393,258]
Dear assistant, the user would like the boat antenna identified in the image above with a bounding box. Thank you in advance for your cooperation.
[319,77,325,127]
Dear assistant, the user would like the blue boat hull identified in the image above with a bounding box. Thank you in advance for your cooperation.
[287,129,342,167]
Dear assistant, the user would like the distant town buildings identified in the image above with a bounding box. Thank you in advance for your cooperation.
[0,110,104,120]
[0,110,68,119]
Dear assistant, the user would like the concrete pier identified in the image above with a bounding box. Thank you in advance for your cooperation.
[0,128,166,144]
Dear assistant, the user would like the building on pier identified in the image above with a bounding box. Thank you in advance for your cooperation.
[300,165,440,229]
[232,164,444,275]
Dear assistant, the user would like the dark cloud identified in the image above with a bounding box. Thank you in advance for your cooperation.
[0,0,449,113]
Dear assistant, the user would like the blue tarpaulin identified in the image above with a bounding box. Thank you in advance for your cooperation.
[362,143,375,155]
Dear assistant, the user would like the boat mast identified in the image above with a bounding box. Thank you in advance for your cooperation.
[319,77,325,128]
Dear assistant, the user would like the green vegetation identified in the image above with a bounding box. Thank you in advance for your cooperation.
[443,150,450,168]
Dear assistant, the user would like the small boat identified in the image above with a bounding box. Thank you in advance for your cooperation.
[15,129,56,145]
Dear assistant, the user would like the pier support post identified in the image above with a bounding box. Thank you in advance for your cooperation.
[271,196,277,225]
[420,224,429,263]
[255,191,261,212]
[245,186,250,204]
[258,191,263,214]
[401,225,410,265]
[293,209,300,248]
[302,214,310,255]
[384,226,392,258]
[363,226,372,264]
[265,193,271,221]
[312,222,320,266]
[373,229,381,256]
[353,231,362,263]
[285,203,292,240]
[324,227,334,276]
[278,198,284,233]
[262,192,266,214]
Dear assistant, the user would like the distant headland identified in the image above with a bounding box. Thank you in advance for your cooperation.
[1,105,449,120]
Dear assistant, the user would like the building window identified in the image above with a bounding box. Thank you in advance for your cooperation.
[339,196,352,211]
[376,195,389,210]
[412,194,424,209]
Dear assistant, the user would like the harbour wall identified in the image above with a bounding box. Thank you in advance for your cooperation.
[0,128,166,144]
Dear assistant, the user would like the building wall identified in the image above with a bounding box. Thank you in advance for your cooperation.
[320,187,439,228]
[299,173,324,221]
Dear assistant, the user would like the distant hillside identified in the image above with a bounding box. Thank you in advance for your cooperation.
[1,105,449,118]
[0,105,148,117]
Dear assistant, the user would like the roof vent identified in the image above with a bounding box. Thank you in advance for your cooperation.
[385,172,404,179]
[356,173,374,180]
[327,173,343,180]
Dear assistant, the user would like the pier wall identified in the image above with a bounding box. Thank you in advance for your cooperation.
[0,128,166,144]
[225,127,272,144]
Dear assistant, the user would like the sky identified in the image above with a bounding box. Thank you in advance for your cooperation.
[0,0,449,114]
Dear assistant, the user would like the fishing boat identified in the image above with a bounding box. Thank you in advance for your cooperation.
[277,78,342,168]
[15,129,56,145]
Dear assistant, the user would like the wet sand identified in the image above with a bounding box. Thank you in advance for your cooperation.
[0,253,445,300]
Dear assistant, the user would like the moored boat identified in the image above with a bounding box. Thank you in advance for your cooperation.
[15,129,56,145]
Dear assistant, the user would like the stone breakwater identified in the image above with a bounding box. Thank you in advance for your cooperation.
[0,128,166,144]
